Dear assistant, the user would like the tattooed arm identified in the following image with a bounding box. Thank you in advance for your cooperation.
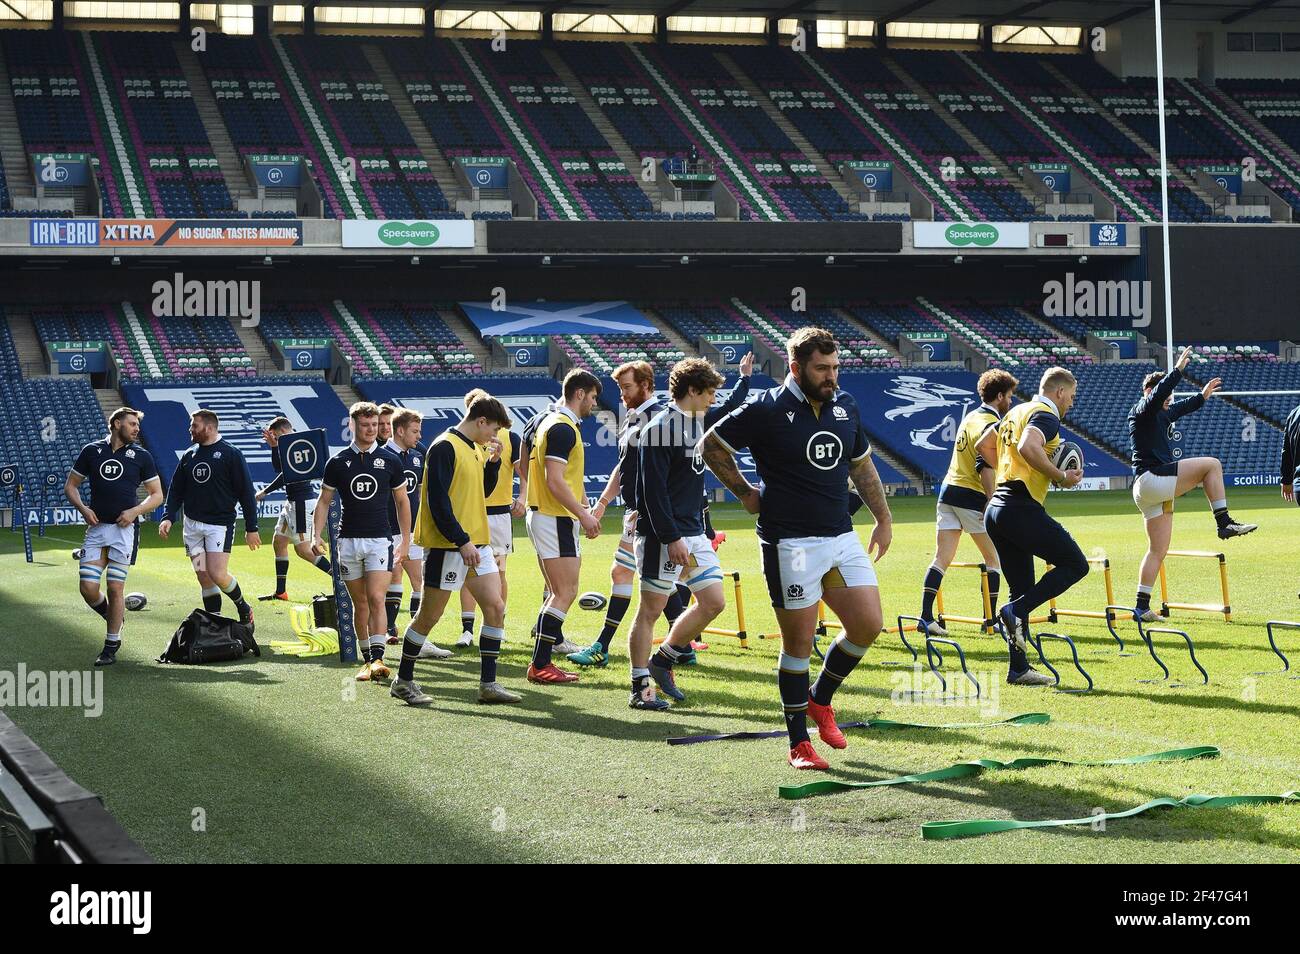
[849,451,892,561]
[700,431,760,514]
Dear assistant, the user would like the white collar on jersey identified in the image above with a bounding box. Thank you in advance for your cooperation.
[350,440,379,454]
[556,405,580,425]
[631,395,658,418]
[1032,394,1061,417]
[784,373,837,405]
[383,438,402,454]
[979,402,999,418]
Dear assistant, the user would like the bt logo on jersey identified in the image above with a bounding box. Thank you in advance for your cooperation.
[99,459,124,481]
[192,462,212,484]
[805,431,843,471]
[351,474,378,500]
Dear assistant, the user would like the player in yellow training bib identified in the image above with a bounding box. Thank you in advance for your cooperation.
[984,366,1086,687]
[390,392,523,707]
[917,369,1018,636]
[524,368,603,685]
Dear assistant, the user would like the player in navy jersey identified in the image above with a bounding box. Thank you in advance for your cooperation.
[569,353,752,670]
[702,328,893,770]
[65,407,164,667]
[313,402,412,682]
[1128,346,1256,622]
[629,358,736,710]
[159,409,261,632]
[255,416,332,600]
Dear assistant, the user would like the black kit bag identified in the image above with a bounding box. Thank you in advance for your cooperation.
[312,594,337,630]
[158,609,260,664]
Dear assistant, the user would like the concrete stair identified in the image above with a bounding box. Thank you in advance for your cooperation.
[832,307,906,363]
[1041,60,1217,211]
[0,43,35,204]
[95,387,125,425]
[436,306,498,371]
[176,41,250,204]
[1179,78,1300,201]
[230,316,289,377]
[715,50,858,208]
[882,55,1040,210]
[5,308,48,377]
[543,47,659,210]
[362,43,462,207]
[637,306,700,359]
[332,383,362,410]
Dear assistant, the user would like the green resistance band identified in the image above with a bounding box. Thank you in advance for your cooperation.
[924,790,1300,841]
[779,745,1219,801]
[666,712,1049,746]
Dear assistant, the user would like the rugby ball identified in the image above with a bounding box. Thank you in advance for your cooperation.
[71,548,85,561]
[578,591,608,611]
[1051,441,1084,482]
[125,592,148,612]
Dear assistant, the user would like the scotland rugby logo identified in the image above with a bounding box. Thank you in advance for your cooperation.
[787,583,804,600]
[1097,224,1120,245]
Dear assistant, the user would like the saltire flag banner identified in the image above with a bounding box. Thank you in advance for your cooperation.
[459,301,660,338]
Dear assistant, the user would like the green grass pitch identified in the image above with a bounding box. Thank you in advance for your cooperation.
[2,487,1298,862]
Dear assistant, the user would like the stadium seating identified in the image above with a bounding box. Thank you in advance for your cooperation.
[31,305,253,380]
[91,32,231,216]
[938,301,1092,366]
[1184,349,1300,428]
[551,331,683,375]
[3,30,130,216]
[0,378,105,492]
[260,301,481,377]
[1064,361,1285,473]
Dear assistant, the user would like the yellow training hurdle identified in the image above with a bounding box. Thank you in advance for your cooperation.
[934,561,995,634]
[1159,550,1232,622]
[654,570,750,648]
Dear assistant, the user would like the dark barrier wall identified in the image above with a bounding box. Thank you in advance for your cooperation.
[484,221,903,253]
[1144,225,1300,343]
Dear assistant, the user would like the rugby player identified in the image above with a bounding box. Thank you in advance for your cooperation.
[392,393,521,706]
[456,388,527,650]
[312,402,411,682]
[918,369,1017,635]
[65,407,164,666]
[632,358,732,710]
[985,368,1084,686]
[701,328,893,770]
[524,369,603,684]
[1129,347,1256,622]
[159,409,260,632]
[255,416,332,600]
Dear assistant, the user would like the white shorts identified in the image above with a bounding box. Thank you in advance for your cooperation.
[634,533,723,595]
[527,509,580,560]
[488,511,514,557]
[1133,469,1179,519]
[392,533,424,563]
[183,516,234,556]
[615,510,637,571]
[760,531,877,610]
[423,545,498,591]
[936,500,986,534]
[274,498,313,540]
[336,536,393,581]
[83,521,139,566]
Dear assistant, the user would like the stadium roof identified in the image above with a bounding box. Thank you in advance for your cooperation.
[256,1,1300,28]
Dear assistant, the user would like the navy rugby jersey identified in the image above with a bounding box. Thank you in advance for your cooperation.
[322,441,405,539]
[1129,367,1204,477]
[709,375,871,542]
[70,439,159,524]
[164,438,258,531]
